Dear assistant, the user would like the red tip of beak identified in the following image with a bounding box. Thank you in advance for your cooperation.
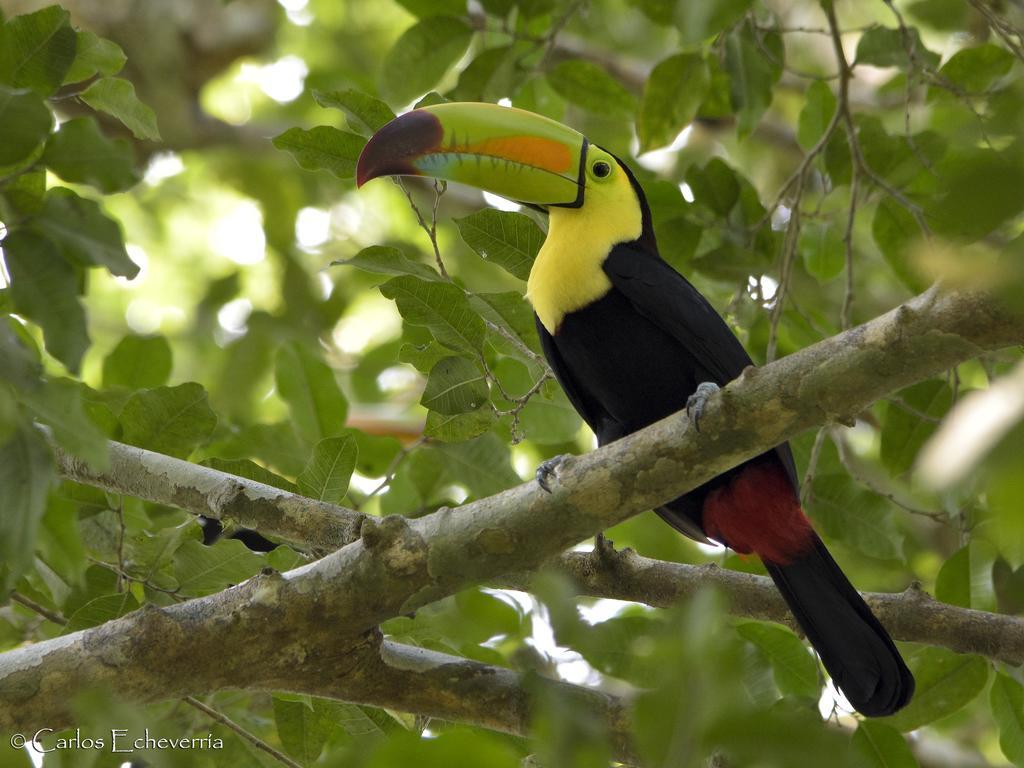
[356,109,444,187]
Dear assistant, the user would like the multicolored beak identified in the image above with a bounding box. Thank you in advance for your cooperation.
[356,102,587,207]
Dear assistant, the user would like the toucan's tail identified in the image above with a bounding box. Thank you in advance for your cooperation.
[764,534,915,716]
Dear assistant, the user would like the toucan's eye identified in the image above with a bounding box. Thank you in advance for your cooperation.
[592,161,611,178]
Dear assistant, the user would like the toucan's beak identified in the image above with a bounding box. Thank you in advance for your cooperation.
[356,102,586,207]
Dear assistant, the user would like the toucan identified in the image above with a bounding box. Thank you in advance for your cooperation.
[356,102,914,717]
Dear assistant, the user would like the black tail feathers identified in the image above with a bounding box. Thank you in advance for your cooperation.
[764,534,914,717]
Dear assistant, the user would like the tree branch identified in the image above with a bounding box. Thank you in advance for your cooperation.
[11,285,1022,737]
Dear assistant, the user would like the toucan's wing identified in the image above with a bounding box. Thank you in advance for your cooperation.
[603,243,799,488]
[535,314,626,445]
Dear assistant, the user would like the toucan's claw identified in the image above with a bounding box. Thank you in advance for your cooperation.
[536,454,570,493]
[687,381,720,433]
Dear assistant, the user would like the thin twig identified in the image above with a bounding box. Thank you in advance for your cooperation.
[800,426,828,507]
[10,592,67,626]
[841,152,859,330]
[184,696,304,768]
[357,436,428,509]
[397,178,450,279]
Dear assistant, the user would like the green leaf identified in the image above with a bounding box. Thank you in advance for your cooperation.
[990,672,1024,766]
[799,221,844,282]
[855,25,940,70]
[907,0,966,31]
[32,187,138,278]
[872,198,927,292]
[809,473,904,561]
[3,229,90,373]
[380,16,473,105]
[637,53,709,153]
[2,167,46,215]
[0,425,53,591]
[0,5,76,95]
[272,125,365,179]
[120,382,218,459]
[935,44,1014,94]
[43,117,139,193]
[394,0,467,17]
[79,77,160,141]
[882,648,989,732]
[102,334,172,390]
[399,340,455,373]
[63,29,126,84]
[455,209,544,281]
[797,80,837,150]
[0,85,52,165]
[686,157,740,216]
[21,377,109,470]
[472,290,542,357]
[724,23,782,137]
[421,357,489,414]
[201,457,297,493]
[934,541,996,611]
[674,0,755,46]
[927,148,1024,241]
[546,59,636,116]
[452,44,525,103]
[379,276,486,355]
[312,88,396,136]
[296,435,357,504]
[62,592,139,634]
[333,245,442,282]
[736,621,820,699]
[880,381,951,476]
[433,432,520,497]
[424,408,495,442]
[274,697,332,764]
[850,721,918,768]
[274,341,349,444]
[172,538,265,597]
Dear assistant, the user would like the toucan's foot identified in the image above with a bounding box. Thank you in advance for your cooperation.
[594,532,615,559]
[536,454,570,493]
[686,381,720,433]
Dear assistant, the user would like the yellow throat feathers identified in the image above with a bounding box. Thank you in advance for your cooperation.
[526,161,643,334]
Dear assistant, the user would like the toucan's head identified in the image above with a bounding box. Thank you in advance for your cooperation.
[356,102,654,249]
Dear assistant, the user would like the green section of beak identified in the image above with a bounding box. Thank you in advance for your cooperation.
[357,102,586,206]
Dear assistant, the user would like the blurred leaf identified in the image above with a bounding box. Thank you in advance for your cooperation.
[102,334,172,390]
[990,672,1024,766]
[275,341,349,444]
[471,290,543,357]
[274,697,333,764]
[0,85,52,165]
[394,0,467,17]
[935,44,1014,94]
[43,117,139,193]
[0,425,53,591]
[380,276,485,355]
[173,538,265,597]
[934,541,996,612]
[882,648,989,732]
[434,432,520,497]
[425,407,495,442]
[456,209,544,281]
[797,80,837,150]
[0,5,76,94]
[452,44,525,103]
[380,16,473,105]
[799,221,844,283]
[736,621,820,699]
[399,340,456,373]
[273,125,364,179]
[993,557,1024,614]
[366,729,520,768]
[62,592,139,634]
[809,473,903,561]
[334,245,442,282]
[421,357,488,414]
[872,198,927,293]
[21,377,109,469]
[120,382,217,459]
[546,60,636,116]
[2,167,46,215]
[906,0,966,30]
[296,435,357,504]
[674,0,755,45]
[79,77,160,141]
[63,29,125,84]
[313,88,396,136]
[850,721,917,768]
[3,229,90,373]
[32,187,138,278]
[637,53,709,153]
[880,381,951,477]
[927,147,1024,241]
[855,25,939,70]
[686,158,740,216]
[724,24,782,137]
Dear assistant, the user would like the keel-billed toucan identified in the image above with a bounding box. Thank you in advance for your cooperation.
[357,102,914,716]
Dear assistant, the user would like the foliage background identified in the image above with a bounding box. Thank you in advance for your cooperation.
[0,0,1022,765]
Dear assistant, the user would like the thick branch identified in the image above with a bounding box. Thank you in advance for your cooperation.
[9,286,1022,733]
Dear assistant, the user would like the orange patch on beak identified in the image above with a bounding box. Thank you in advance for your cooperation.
[459,136,575,174]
